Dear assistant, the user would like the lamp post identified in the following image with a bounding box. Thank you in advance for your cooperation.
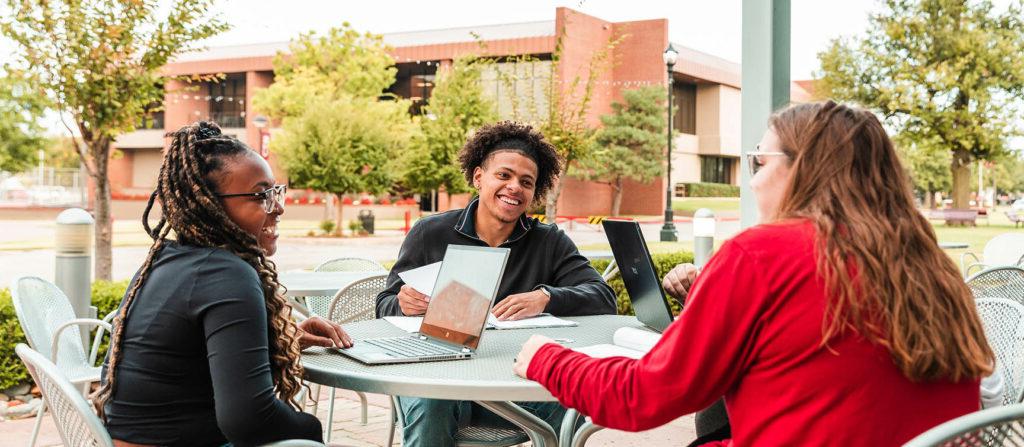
[692,208,716,269]
[660,43,679,242]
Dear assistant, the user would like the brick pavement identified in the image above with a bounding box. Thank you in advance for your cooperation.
[1,388,697,446]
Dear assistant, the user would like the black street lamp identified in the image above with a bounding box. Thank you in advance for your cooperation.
[660,43,679,242]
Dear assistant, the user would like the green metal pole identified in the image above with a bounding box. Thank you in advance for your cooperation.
[740,0,790,229]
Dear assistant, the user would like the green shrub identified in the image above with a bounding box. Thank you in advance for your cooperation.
[681,182,740,198]
[590,251,693,316]
[0,280,129,390]
[319,220,336,235]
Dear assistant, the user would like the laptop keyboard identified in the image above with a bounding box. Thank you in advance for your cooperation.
[365,336,461,358]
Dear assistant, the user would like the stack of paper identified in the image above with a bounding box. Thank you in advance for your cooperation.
[573,327,661,359]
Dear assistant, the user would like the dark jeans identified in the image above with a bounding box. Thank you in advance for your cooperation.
[396,397,568,447]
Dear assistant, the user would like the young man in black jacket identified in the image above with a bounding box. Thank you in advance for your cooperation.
[376,121,616,447]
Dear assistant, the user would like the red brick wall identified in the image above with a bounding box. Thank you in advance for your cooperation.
[107,149,133,195]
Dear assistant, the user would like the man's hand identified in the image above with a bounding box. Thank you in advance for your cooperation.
[662,263,699,301]
[513,334,556,378]
[397,284,430,316]
[297,316,353,350]
[492,289,549,321]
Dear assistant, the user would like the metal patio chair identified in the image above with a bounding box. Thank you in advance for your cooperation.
[10,276,112,447]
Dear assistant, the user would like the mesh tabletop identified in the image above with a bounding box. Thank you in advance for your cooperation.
[302,315,644,402]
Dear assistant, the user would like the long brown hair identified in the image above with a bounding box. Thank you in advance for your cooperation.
[770,100,993,382]
[92,121,305,418]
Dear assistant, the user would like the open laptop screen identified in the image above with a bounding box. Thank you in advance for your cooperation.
[420,245,510,349]
[603,220,674,333]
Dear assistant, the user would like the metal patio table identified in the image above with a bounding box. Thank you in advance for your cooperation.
[301,314,643,447]
[278,271,383,297]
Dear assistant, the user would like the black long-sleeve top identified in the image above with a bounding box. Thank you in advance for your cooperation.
[376,197,617,318]
[102,241,321,447]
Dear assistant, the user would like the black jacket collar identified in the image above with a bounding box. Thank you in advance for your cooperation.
[453,197,535,245]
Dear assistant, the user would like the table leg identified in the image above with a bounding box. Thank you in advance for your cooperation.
[475,400,558,447]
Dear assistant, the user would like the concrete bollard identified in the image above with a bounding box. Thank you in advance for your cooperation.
[692,208,716,270]
[55,208,95,349]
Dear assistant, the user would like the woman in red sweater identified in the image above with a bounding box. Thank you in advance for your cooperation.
[513,101,994,446]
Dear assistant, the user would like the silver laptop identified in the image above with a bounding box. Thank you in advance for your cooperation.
[338,245,510,365]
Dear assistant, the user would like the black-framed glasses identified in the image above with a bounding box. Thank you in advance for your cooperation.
[744,147,788,177]
[216,184,287,213]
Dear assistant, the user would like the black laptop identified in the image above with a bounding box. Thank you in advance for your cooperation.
[602,219,675,333]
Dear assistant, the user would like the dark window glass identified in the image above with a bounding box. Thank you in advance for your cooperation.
[209,74,246,128]
[700,156,735,184]
[673,82,696,134]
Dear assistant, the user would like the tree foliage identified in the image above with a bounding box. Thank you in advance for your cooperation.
[274,97,416,230]
[576,86,668,216]
[400,56,498,201]
[816,0,1024,208]
[0,70,46,173]
[252,24,415,230]
[1,0,227,279]
[253,23,397,120]
[500,29,623,220]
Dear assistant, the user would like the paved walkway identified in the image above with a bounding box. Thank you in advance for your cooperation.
[1,388,697,446]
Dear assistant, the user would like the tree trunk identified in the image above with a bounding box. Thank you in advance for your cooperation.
[545,163,571,223]
[334,193,345,236]
[611,177,623,217]
[925,188,935,209]
[92,139,112,280]
[950,148,972,209]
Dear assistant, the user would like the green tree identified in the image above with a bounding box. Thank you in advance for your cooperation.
[401,56,498,208]
[274,97,416,231]
[576,87,668,216]
[816,0,1024,209]
[2,0,227,279]
[893,134,952,208]
[253,23,397,120]
[253,25,415,230]
[0,71,46,173]
[501,30,623,221]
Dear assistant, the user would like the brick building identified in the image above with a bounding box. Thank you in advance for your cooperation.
[109,7,814,217]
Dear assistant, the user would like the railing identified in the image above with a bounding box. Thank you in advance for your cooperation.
[0,168,87,207]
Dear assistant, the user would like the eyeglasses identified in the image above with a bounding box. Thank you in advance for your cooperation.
[216,184,287,213]
[745,148,789,177]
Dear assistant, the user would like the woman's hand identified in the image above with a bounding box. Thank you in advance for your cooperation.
[513,334,557,378]
[297,316,353,350]
[662,263,699,301]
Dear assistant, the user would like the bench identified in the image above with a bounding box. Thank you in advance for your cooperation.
[929,209,979,226]
[1008,211,1024,229]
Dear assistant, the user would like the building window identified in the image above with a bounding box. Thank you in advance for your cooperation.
[209,73,246,128]
[389,62,438,115]
[673,82,696,135]
[700,156,734,184]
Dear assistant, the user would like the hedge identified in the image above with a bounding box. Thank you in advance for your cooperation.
[681,182,740,198]
[0,252,694,389]
[0,280,128,391]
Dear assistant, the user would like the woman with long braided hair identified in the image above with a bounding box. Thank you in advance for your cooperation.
[93,121,352,447]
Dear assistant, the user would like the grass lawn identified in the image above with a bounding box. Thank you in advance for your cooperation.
[672,197,740,215]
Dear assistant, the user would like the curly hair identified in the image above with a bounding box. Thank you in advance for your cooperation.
[458,121,562,201]
[92,121,306,419]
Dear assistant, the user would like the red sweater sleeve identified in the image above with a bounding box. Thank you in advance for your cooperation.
[527,239,769,431]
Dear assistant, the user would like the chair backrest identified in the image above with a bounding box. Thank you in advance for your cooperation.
[10,276,90,367]
[15,344,114,447]
[903,402,1024,446]
[327,274,388,325]
[967,267,1024,304]
[983,233,1024,267]
[976,298,1024,405]
[314,257,387,273]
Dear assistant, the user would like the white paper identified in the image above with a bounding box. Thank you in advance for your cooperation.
[574,327,661,359]
[574,344,646,359]
[485,313,579,330]
[382,316,423,333]
[397,262,441,296]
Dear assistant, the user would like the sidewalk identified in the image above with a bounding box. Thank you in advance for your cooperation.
[0,388,697,446]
